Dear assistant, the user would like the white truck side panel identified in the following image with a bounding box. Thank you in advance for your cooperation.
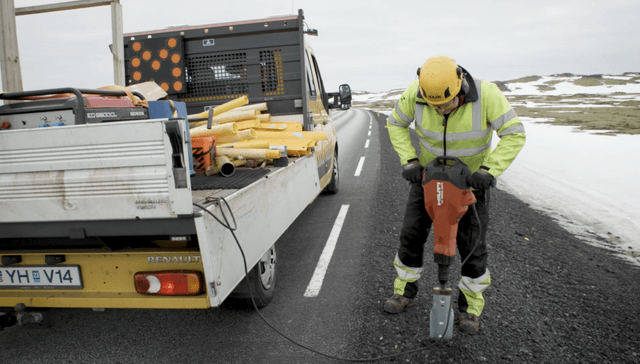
[0,119,193,222]
[195,155,321,306]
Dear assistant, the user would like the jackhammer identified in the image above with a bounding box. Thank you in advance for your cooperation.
[421,156,488,341]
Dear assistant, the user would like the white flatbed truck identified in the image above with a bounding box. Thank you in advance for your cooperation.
[0,9,351,328]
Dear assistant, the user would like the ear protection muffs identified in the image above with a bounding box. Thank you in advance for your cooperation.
[460,76,469,96]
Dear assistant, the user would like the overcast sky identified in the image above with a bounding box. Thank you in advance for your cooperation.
[4,0,640,93]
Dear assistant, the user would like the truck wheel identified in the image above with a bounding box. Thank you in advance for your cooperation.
[231,243,277,308]
[322,150,339,194]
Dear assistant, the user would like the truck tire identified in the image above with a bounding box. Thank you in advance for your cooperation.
[231,243,277,308]
[322,150,339,195]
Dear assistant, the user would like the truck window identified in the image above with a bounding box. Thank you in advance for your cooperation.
[305,54,317,98]
[310,54,329,113]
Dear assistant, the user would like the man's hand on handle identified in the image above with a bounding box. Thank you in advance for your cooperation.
[470,169,495,189]
[402,159,422,183]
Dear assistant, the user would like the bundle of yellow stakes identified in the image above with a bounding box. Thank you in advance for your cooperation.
[188,96,328,175]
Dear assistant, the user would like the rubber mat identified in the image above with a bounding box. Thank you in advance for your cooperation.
[190,168,272,190]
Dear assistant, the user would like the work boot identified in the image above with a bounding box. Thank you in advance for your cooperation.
[459,312,480,334]
[383,294,413,314]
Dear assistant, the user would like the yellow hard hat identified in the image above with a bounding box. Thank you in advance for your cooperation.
[418,56,462,105]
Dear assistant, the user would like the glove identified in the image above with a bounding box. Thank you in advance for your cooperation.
[402,159,422,183]
[470,169,495,190]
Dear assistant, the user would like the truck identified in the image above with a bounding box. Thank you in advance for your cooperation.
[0,9,351,329]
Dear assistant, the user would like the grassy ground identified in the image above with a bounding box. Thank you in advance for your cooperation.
[508,74,640,135]
[355,95,640,135]
[509,95,640,135]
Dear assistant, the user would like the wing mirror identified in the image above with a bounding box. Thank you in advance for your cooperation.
[328,84,352,110]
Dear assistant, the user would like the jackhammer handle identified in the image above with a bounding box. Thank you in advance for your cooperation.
[469,176,497,189]
[464,171,497,189]
[433,156,463,165]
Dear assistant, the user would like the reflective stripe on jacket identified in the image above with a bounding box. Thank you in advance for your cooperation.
[387,76,525,178]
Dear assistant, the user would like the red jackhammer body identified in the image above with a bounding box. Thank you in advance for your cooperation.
[422,156,477,285]
[421,156,476,341]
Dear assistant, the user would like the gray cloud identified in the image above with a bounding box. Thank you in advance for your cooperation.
[4,0,639,93]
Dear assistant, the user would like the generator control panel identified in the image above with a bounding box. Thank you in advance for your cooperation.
[0,88,149,131]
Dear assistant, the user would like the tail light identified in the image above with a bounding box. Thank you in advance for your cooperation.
[134,270,203,296]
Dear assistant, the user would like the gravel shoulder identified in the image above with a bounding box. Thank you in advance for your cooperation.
[341,112,640,363]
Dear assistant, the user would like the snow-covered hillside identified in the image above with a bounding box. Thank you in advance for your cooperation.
[500,73,640,96]
[353,72,640,108]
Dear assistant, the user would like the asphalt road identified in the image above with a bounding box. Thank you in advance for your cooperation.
[0,108,381,363]
[4,108,639,364]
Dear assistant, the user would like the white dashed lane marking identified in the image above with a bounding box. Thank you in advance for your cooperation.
[354,157,365,177]
[304,204,350,297]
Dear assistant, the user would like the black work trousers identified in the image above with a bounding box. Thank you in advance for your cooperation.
[397,182,489,312]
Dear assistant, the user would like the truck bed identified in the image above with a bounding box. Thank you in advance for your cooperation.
[0,116,321,309]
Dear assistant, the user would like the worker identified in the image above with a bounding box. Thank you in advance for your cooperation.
[384,56,526,334]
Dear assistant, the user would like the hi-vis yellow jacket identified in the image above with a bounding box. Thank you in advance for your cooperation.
[387,76,525,178]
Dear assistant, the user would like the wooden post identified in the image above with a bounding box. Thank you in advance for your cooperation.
[1,0,124,94]
[15,0,113,15]
[0,0,24,94]
[111,0,124,86]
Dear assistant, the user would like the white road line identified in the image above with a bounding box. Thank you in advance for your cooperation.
[368,131,371,136]
[354,156,365,177]
[304,204,350,298]
[369,124,372,129]
[365,139,370,148]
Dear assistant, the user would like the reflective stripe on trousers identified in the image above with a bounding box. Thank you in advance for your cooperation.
[393,253,424,296]
[458,269,491,317]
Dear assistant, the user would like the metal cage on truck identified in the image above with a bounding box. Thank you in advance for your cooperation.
[123,9,326,128]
